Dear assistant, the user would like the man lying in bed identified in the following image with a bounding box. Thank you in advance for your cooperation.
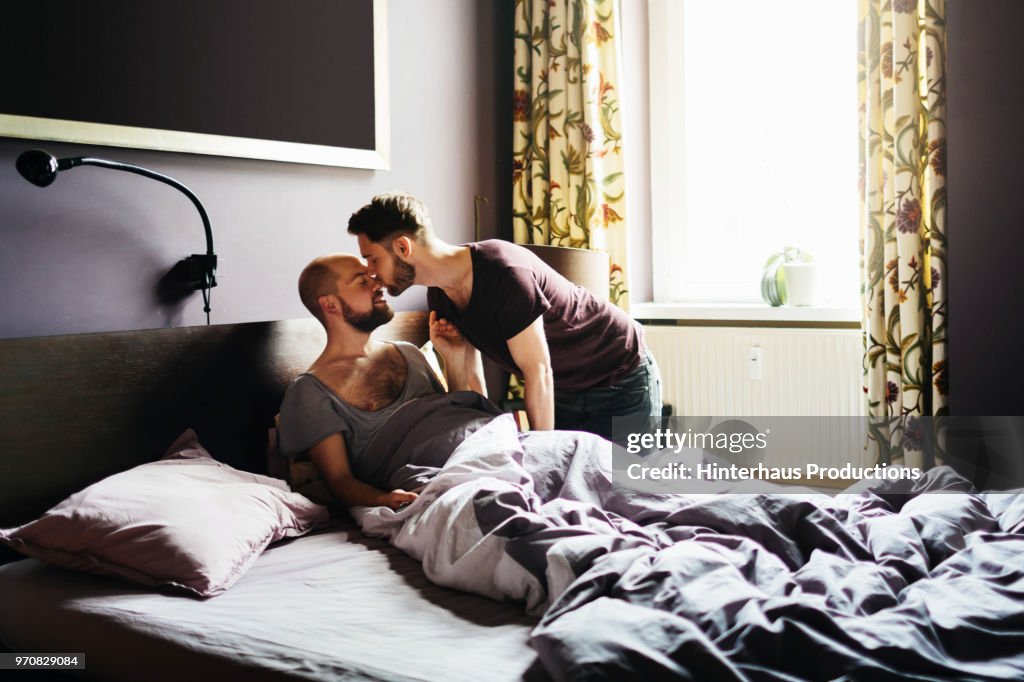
[277,253,506,510]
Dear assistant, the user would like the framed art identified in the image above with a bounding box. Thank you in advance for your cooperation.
[0,0,390,169]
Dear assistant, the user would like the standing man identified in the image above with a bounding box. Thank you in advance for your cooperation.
[348,191,661,442]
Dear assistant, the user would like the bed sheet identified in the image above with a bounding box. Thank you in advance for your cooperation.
[357,416,1024,680]
[0,520,541,681]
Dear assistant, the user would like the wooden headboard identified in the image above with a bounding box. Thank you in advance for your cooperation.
[0,313,429,530]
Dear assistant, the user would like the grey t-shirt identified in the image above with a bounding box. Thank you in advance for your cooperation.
[278,342,444,460]
[277,341,502,490]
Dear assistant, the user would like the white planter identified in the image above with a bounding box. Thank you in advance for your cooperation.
[783,262,818,306]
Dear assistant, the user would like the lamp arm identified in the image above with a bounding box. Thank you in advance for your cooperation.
[62,157,214,258]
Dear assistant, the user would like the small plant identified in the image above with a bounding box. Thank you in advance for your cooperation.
[761,247,813,306]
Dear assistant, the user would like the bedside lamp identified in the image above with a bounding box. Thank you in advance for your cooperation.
[15,149,218,323]
[521,243,610,301]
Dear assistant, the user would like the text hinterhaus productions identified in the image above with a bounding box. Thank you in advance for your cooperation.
[626,461,922,482]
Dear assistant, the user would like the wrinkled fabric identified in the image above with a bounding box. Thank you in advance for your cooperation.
[355,416,1024,681]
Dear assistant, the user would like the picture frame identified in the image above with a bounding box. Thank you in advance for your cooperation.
[0,0,390,170]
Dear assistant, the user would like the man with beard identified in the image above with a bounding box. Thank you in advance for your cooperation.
[347,192,661,443]
[277,253,503,510]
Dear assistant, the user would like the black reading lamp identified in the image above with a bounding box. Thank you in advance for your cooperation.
[15,149,218,324]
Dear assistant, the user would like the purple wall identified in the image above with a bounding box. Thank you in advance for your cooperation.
[945,0,1024,487]
[0,0,513,339]
[947,0,1024,416]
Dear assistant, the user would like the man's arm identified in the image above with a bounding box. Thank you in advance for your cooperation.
[307,432,417,510]
[430,310,486,395]
[463,345,487,397]
[507,315,555,430]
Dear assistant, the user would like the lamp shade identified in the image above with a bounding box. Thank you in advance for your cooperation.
[16,149,61,187]
[521,244,610,301]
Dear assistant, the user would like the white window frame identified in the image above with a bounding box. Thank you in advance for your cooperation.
[648,0,688,306]
[643,0,860,323]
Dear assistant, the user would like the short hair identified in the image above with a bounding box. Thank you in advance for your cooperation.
[347,192,431,243]
[298,260,340,325]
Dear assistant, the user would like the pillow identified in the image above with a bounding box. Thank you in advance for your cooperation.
[0,429,328,598]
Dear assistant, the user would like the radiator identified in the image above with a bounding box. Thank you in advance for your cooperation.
[642,325,869,473]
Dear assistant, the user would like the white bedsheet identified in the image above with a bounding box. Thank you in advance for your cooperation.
[0,521,539,681]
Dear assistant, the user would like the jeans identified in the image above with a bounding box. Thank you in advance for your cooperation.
[554,349,663,443]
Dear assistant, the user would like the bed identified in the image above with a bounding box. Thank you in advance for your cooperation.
[0,314,541,680]
[2,313,1023,681]
[0,519,538,681]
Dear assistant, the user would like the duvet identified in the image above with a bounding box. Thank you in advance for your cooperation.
[356,415,1024,681]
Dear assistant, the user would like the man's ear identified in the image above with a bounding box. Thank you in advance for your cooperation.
[392,235,413,261]
[319,295,338,317]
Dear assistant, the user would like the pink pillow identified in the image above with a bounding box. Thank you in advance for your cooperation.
[0,429,328,597]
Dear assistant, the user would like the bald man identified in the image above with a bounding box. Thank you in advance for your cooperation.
[277,254,504,510]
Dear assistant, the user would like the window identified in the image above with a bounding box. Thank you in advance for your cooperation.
[649,0,859,306]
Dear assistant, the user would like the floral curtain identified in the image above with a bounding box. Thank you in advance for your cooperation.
[859,0,947,468]
[512,0,629,308]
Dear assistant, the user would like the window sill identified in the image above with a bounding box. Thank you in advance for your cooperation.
[631,302,861,326]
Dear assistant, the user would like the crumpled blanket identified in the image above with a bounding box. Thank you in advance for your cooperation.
[354,415,1024,681]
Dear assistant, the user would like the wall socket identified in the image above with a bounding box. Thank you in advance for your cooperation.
[749,346,763,380]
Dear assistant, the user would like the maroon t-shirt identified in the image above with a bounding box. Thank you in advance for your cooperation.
[427,240,643,391]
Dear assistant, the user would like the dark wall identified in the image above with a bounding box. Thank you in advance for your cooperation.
[0,0,513,339]
[946,0,1024,487]
[947,0,1024,416]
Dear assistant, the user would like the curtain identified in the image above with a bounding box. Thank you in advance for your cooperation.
[512,0,629,308]
[859,0,947,468]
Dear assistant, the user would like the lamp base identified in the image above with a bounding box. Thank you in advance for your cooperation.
[157,255,217,304]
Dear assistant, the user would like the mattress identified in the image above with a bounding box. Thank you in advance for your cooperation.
[0,520,541,681]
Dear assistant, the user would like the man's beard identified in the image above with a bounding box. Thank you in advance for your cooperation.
[385,255,416,296]
[341,300,394,333]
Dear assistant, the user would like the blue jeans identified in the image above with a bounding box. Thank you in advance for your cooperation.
[554,350,663,443]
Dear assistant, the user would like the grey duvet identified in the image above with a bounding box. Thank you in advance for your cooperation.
[355,415,1024,681]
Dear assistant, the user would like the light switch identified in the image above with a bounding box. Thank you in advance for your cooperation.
[749,346,763,381]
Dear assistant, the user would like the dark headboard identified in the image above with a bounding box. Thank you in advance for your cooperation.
[0,313,428,529]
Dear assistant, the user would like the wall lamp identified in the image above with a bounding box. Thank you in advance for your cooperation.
[15,149,218,323]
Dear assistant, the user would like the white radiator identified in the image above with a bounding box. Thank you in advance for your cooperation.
[642,325,869,473]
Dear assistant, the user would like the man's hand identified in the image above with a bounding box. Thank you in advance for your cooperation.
[432,310,483,391]
[429,310,466,360]
[380,489,418,510]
